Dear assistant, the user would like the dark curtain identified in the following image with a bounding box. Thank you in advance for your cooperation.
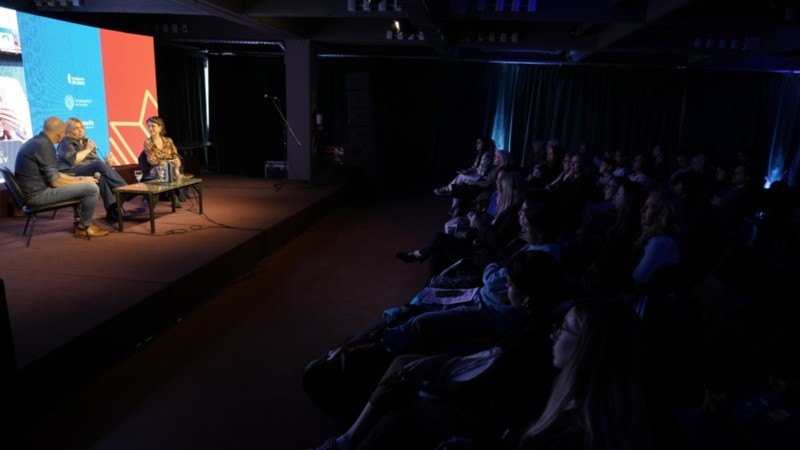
[317,58,497,192]
[153,42,206,146]
[206,54,285,177]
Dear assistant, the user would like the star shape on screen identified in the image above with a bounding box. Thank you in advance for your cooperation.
[108,89,158,165]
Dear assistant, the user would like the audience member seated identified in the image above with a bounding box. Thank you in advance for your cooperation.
[434,135,496,196]
[612,148,631,178]
[306,137,800,450]
[565,186,685,301]
[687,151,715,197]
[549,152,600,239]
[13,116,109,238]
[577,256,701,450]
[526,139,563,189]
[704,160,733,203]
[651,143,669,188]
[571,156,618,238]
[308,252,566,450]
[541,151,573,192]
[524,138,547,173]
[435,191,562,293]
[628,151,656,190]
[383,249,563,356]
[594,155,617,190]
[396,171,526,281]
[670,170,728,281]
[631,187,685,291]
[711,163,765,247]
[142,115,187,207]
[567,177,648,276]
[447,149,511,218]
[667,149,692,187]
[56,116,128,224]
[435,298,656,450]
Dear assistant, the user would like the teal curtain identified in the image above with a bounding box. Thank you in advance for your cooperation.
[766,75,800,186]
[486,64,686,170]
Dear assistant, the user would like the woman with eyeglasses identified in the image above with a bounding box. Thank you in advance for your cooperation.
[436,298,655,450]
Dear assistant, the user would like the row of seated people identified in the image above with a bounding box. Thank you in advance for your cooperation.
[307,156,800,449]
[12,115,188,240]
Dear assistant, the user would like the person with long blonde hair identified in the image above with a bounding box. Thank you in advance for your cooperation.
[519,298,654,449]
[435,298,655,450]
[396,170,526,280]
[56,116,128,224]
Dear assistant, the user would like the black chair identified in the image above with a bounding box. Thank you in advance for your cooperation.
[0,166,85,247]
[137,150,156,181]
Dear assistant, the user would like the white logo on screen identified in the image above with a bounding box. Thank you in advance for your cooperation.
[65,95,75,110]
[66,73,85,86]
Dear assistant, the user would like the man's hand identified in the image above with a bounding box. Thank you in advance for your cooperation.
[52,173,98,187]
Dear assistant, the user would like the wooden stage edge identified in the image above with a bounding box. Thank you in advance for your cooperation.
[3,176,347,423]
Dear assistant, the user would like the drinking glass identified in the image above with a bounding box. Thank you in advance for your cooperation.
[134,169,143,184]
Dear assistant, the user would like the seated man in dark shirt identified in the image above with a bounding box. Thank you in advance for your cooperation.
[13,116,109,238]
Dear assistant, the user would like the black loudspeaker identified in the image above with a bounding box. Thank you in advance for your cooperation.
[264,160,288,179]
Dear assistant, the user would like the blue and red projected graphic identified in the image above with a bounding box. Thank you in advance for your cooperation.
[1,7,157,169]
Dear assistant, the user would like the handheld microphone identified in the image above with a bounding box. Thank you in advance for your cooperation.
[94,172,101,179]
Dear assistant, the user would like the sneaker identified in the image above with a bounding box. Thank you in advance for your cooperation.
[74,224,110,238]
[433,186,451,196]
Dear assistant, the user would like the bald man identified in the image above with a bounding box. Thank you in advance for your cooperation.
[13,116,109,238]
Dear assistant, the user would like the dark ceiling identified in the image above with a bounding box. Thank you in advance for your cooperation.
[12,0,800,71]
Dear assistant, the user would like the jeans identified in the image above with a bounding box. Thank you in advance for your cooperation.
[64,160,127,210]
[27,182,100,228]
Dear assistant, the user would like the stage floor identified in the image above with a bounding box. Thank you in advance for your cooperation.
[0,173,344,415]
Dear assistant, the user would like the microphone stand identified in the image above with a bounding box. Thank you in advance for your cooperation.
[268,95,303,191]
